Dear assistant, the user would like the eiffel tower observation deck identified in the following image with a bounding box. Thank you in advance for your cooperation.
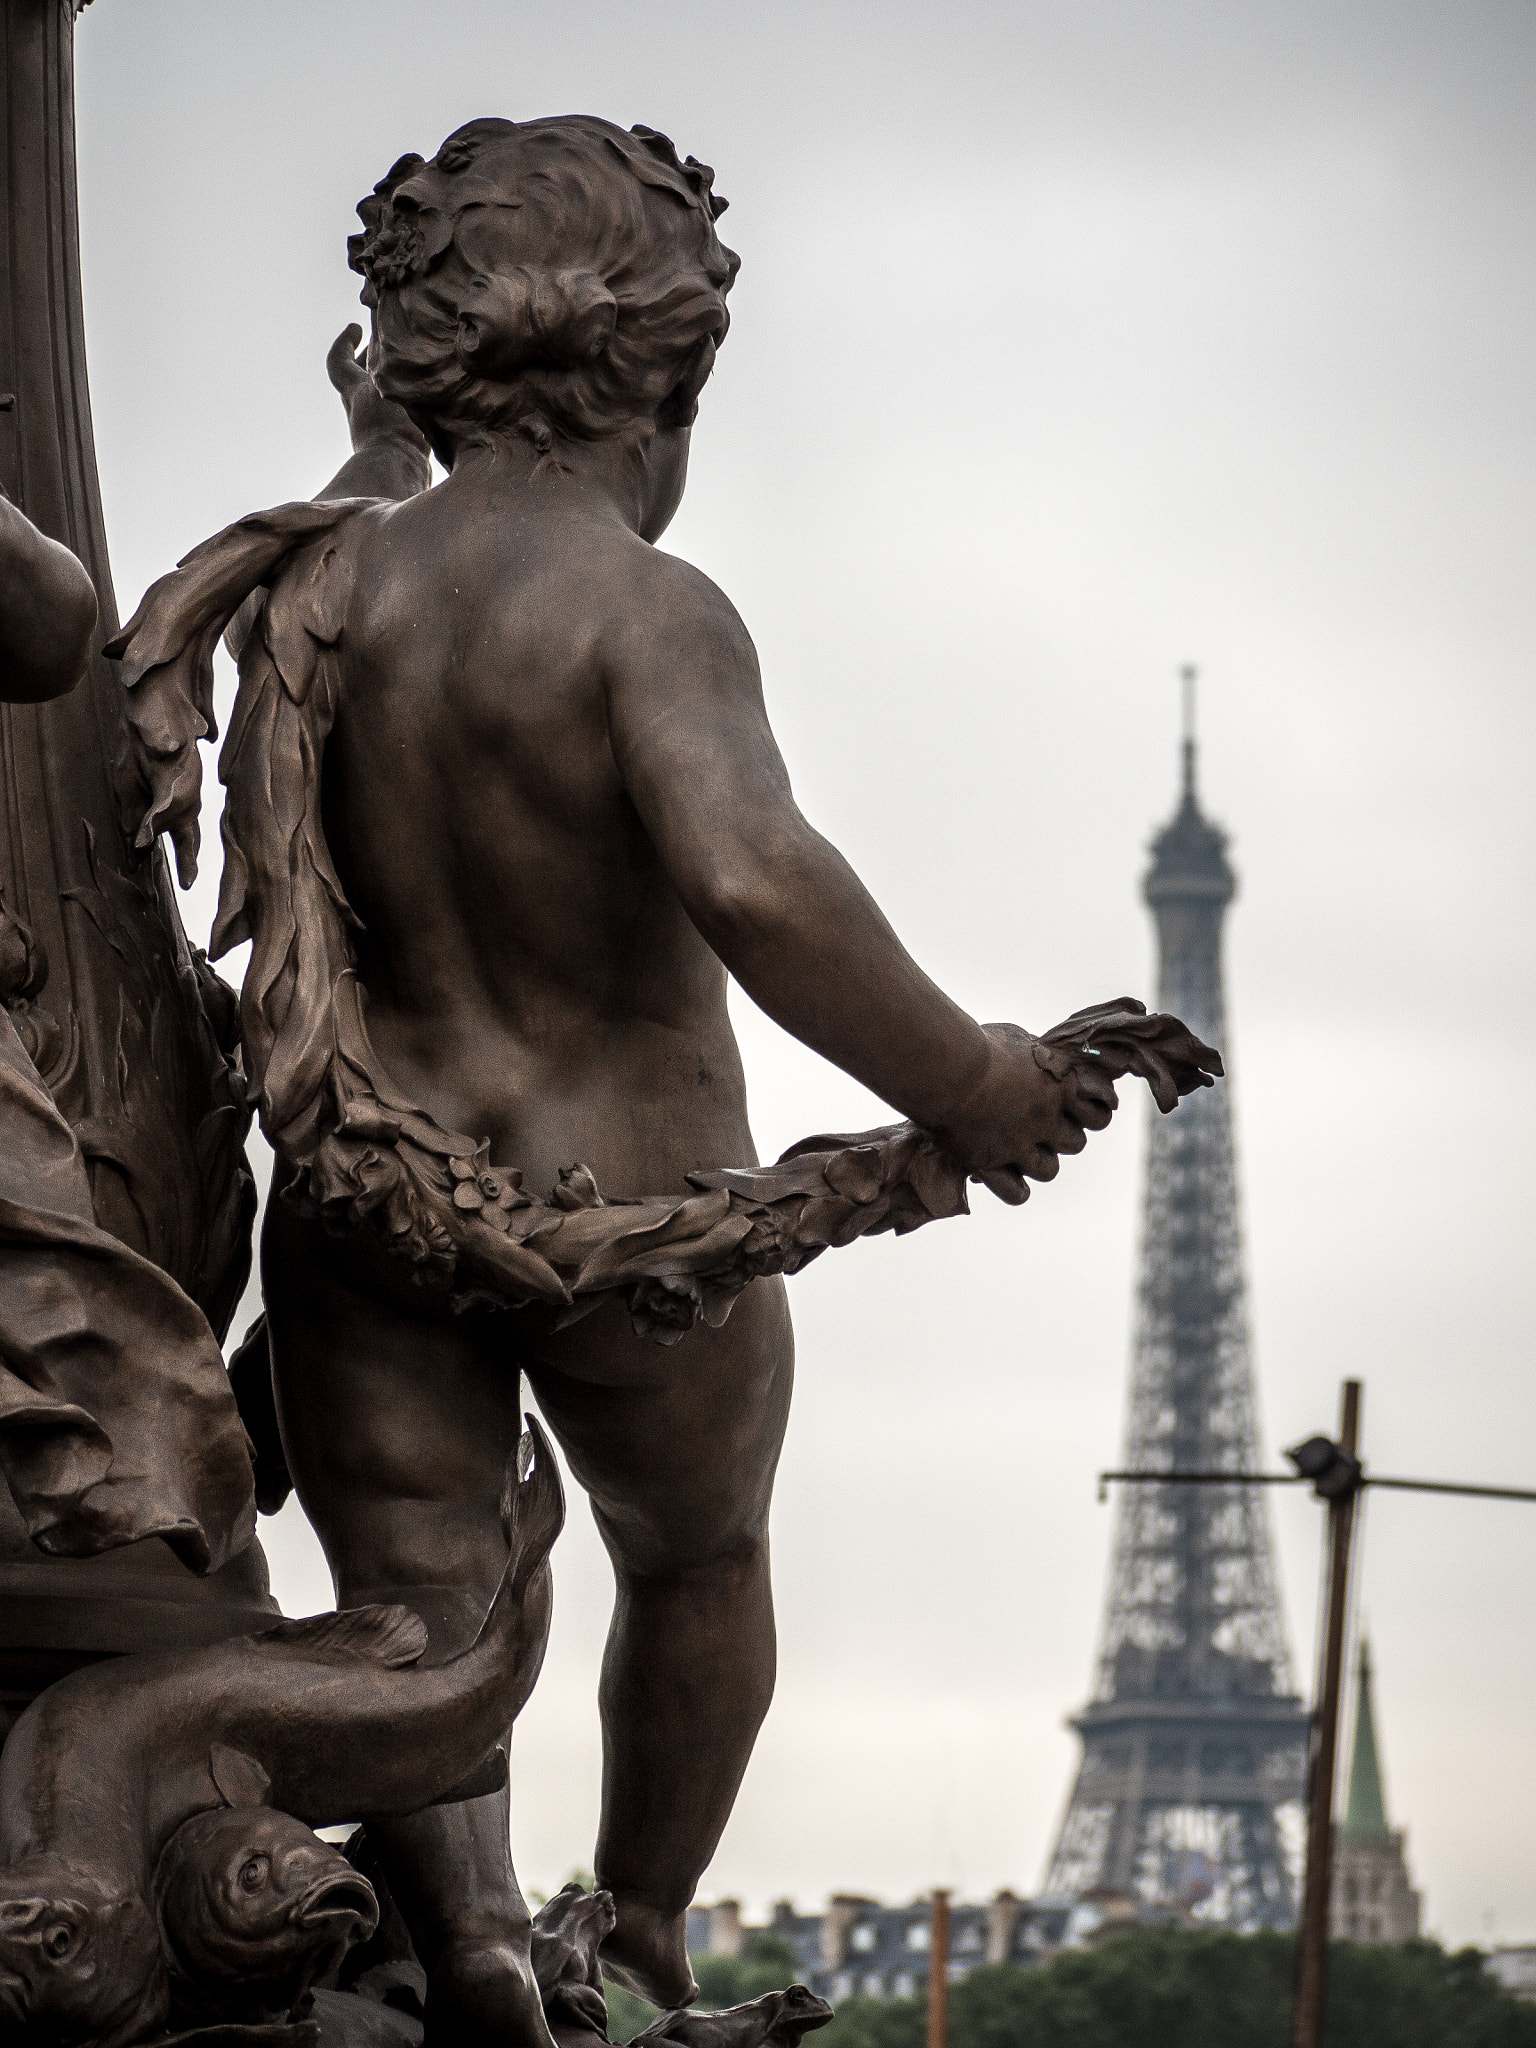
[1043,685,1310,1928]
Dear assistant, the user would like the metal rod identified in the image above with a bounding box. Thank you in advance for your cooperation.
[926,1889,950,2048]
[1365,1476,1536,1504]
[1292,1379,1362,2048]
[1100,1471,1536,1504]
[1100,1469,1306,1485]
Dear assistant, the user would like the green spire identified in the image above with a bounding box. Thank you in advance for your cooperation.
[1341,1640,1391,1843]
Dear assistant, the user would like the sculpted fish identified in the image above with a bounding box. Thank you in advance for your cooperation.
[637,1985,834,2048]
[155,1797,378,2022]
[0,1417,562,2046]
[0,1853,164,2047]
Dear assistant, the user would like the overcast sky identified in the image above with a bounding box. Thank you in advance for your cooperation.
[75,0,1534,1948]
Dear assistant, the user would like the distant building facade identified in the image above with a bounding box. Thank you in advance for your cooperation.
[1330,1641,1421,1945]
[686,1893,1071,2003]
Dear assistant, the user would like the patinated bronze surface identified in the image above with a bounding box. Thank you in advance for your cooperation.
[0,56,1221,2048]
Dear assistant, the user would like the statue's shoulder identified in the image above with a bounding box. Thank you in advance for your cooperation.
[574,528,752,652]
[589,539,760,702]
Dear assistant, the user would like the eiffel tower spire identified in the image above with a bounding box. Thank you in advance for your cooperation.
[1043,677,1310,1928]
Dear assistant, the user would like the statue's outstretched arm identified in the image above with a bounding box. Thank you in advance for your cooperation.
[607,555,1111,1197]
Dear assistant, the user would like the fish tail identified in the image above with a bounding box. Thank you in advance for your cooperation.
[501,1414,565,1597]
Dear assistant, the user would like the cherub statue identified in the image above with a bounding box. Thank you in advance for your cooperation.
[108,116,1214,2046]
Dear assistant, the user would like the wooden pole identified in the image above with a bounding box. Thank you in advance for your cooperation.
[1292,1379,1363,2048]
[926,1889,950,2048]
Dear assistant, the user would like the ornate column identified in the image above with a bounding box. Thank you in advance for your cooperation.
[0,0,254,1327]
[0,0,275,1712]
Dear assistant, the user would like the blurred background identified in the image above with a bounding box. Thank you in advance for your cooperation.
[74,0,1534,1948]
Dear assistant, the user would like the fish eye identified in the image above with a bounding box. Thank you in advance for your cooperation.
[43,1923,74,1960]
[238,1856,270,1894]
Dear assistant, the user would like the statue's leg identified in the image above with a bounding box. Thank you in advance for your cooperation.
[261,1201,553,2048]
[525,1275,794,2010]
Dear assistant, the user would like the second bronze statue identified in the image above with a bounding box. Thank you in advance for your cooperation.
[90,113,1214,2047]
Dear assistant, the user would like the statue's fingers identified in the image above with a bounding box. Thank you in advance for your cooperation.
[1141,1055,1182,1113]
[326,323,366,391]
[1074,1069,1119,1126]
[973,1165,1031,1205]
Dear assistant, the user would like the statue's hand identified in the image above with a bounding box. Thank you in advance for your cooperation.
[932,1020,1119,1205]
[326,323,429,459]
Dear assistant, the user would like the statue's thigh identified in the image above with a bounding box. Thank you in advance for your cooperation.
[524,1276,794,1575]
[260,1199,525,1594]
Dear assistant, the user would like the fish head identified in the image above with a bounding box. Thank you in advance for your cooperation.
[762,1985,835,2044]
[645,1985,837,2048]
[0,1854,167,2047]
[155,1806,378,2000]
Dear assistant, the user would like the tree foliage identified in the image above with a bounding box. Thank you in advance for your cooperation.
[694,1933,803,2010]
[819,1932,1536,2048]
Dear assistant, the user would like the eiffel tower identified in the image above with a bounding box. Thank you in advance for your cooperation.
[1043,679,1310,1929]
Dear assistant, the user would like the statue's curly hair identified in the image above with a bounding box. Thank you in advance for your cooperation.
[349,116,739,462]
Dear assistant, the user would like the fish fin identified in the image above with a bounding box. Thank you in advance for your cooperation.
[210,1743,272,1809]
[429,1744,509,1805]
[258,1603,429,1668]
[502,1415,566,1591]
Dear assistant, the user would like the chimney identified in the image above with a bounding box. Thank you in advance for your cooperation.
[986,1890,1023,1966]
[708,1900,744,1957]
[822,1896,870,1972]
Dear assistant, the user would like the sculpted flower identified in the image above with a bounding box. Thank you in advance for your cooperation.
[626,1274,704,1345]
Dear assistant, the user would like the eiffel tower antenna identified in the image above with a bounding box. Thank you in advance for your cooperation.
[1180,662,1198,798]
[1042,688,1309,1929]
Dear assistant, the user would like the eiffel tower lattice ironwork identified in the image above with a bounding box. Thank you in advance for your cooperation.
[1043,688,1310,1929]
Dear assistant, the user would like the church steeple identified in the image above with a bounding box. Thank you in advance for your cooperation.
[1341,1641,1391,1845]
[1331,1639,1422,1941]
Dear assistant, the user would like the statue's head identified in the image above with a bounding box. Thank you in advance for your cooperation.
[349,116,739,474]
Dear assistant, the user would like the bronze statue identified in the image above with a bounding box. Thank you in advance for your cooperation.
[0,50,1221,2047]
[100,114,1216,2039]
